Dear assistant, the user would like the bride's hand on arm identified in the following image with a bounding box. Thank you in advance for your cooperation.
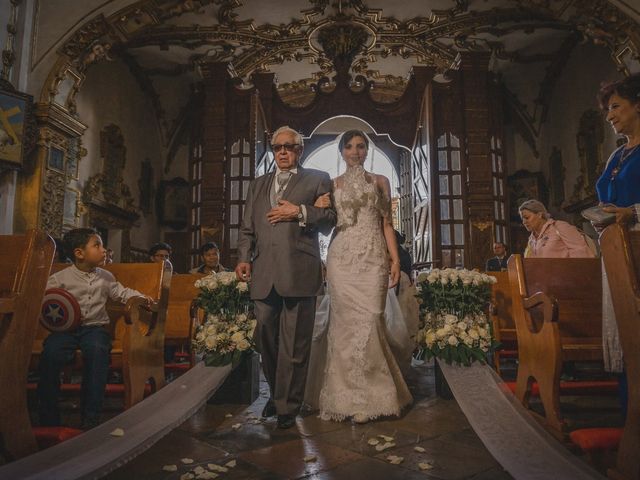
[314,192,331,208]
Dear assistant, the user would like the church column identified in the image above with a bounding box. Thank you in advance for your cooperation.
[459,52,496,269]
[199,62,228,261]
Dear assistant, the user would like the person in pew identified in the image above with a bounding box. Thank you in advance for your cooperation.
[149,242,172,264]
[37,228,152,430]
[485,241,509,271]
[519,199,596,258]
[594,73,640,417]
[189,241,227,274]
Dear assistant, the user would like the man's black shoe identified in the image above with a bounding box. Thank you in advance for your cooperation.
[277,414,296,429]
[261,399,276,418]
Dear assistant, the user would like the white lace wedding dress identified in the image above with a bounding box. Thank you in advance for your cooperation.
[318,165,413,421]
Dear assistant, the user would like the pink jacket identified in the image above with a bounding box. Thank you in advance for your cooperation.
[526,219,595,258]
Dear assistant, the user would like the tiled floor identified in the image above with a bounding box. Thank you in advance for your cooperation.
[105,362,513,479]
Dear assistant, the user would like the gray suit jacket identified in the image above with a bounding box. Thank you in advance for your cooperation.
[237,166,336,300]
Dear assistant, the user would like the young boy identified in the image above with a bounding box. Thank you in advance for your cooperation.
[37,228,150,429]
[189,241,227,274]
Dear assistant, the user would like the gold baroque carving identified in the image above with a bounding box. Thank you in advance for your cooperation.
[40,170,66,238]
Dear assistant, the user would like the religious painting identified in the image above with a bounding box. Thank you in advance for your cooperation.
[158,177,189,229]
[0,88,31,168]
[48,146,66,172]
[508,170,548,221]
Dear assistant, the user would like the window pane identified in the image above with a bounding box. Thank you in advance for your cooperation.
[243,156,251,175]
[491,136,495,149]
[439,175,449,195]
[438,150,448,170]
[229,228,238,248]
[452,175,461,195]
[230,181,239,200]
[496,228,502,242]
[501,203,505,220]
[450,134,460,148]
[230,205,239,224]
[231,157,240,177]
[494,201,499,219]
[492,154,497,173]
[231,141,240,155]
[453,199,463,219]
[493,177,498,195]
[498,156,503,173]
[499,179,504,196]
[437,134,447,148]
[455,249,464,267]
[243,139,250,153]
[451,150,460,171]
[440,200,450,220]
[441,225,451,246]
[442,249,452,268]
[243,180,250,200]
[454,224,464,245]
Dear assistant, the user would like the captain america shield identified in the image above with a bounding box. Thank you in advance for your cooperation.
[40,288,82,332]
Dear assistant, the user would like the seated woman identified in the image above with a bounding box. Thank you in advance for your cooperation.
[519,199,595,258]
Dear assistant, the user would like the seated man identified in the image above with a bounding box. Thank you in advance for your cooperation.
[38,228,150,429]
[149,242,172,264]
[485,241,509,271]
[189,242,227,274]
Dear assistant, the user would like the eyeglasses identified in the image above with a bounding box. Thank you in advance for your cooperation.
[271,143,300,153]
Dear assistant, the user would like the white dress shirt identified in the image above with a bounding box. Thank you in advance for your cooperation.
[46,264,143,327]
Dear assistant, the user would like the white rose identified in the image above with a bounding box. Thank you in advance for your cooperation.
[236,339,251,351]
[195,331,205,342]
[463,336,474,346]
[442,324,453,335]
[205,336,217,349]
[230,331,245,343]
[444,314,457,326]
[236,313,248,323]
[217,272,236,286]
[456,321,467,331]
[427,273,438,283]
[416,272,429,283]
[468,328,480,340]
[477,327,488,339]
[425,332,436,347]
[205,324,217,336]
[447,335,459,346]
[236,282,249,292]
[435,328,447,339]
[440,277,449,285]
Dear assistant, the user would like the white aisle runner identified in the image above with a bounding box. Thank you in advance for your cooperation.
[439,360,605,480]
[0,362,231,480]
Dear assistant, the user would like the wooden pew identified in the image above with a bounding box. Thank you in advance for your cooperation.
[31,261,172,410]
[507,254,603,438]
[486,271,516,374]
[0,230,55,460]
[166,273,205,368]
[600,224,640,480]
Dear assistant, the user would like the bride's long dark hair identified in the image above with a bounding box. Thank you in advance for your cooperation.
[338,129,369,152]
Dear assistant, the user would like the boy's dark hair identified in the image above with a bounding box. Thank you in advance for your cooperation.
[149,242,172,256]
[199,242,219,256]
[62,228,99,260]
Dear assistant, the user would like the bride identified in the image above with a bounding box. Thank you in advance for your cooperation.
[313,130,413,423]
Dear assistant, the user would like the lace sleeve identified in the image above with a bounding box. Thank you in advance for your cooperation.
[375,175,392,220]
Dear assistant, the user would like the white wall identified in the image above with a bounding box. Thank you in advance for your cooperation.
[75,58,167,252]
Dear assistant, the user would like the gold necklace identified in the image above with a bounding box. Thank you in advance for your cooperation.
[611,144,639,180]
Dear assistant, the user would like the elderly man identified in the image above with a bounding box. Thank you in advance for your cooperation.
[236,126,336,429]
[485,241,509,271]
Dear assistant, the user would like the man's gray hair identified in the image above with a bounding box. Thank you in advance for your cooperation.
[271,126,304,149]
[518,199,551,219]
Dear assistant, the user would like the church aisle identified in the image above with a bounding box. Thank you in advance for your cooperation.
[105,363,512,479]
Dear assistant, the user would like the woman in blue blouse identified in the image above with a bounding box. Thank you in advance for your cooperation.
[595,73,640,418]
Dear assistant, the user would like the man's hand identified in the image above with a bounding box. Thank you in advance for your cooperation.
[267,200,299,224]
[235,262,252,282]
[388,262,400,289]
[603,205,634,225]
[314,192,331,209]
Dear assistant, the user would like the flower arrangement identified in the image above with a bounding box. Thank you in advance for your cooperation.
[192,271,257,366]
[415,268,497,366]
